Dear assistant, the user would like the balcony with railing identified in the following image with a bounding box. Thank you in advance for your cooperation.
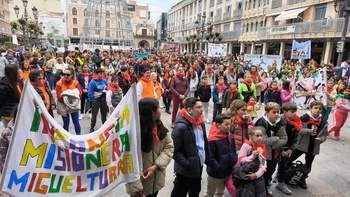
[223,12,231,20]
[266,0,333,16]
[215,15,222,22]
[221,30,241,41]
[258,18,349,40]
[233,9,242,19]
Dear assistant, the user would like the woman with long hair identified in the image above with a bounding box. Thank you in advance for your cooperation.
[125,98,174,197]
[0,64,24,127]
[187,66,198,98]
[161,69,174,114]
[77,64,92,119]
[250,65,263,103]
[225,99,253,151]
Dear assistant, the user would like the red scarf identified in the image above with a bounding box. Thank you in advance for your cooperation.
[251,72,258,81]
[327,86,334,94]
[202,83,209,88]
[80,72,92,77]
[247,101,256,111]
[216,70,224,77]
[236,115,246,127]
[165,71,169,78]
[205,67,213,75]
[176,72,185,77]
[244,139,267,158]
[216,83,225,94]
[188,71,195,79]
[152,124,160,146]
[193,63,200,70]
[228,87,238,99]
[269,87,280,94]
[129,72,137,79]
[107,83,121,92]
[180,108,204,130]
[306,116,322,127]
[244,80,252,91]
[208,122,232,142]
[122,73,131,85]
[285,115,303,131]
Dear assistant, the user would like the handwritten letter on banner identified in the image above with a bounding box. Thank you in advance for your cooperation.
[0,83,142,196]
[208,43,227,57]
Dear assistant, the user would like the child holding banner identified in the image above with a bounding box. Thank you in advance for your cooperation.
[125,98,174,197]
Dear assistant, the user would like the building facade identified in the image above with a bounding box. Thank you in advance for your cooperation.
[128,0,155,49]
[167,0,348,64]
[0,0,11,43]
[156,12,168,48]
[67,0,88,44]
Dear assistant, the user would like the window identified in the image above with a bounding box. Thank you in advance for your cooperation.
[95,10,99,17]
[73,28,78,36]
[248,0,251,9]
[190,4,193,16]
[245,23,248,32]
[72,8,77,15]
[210,11,214,17]
[253,0,256,8]
[215,25,220,32]
[238,2,242,9]
[106,21,110,28]
[271,0,282,9]
[224,23,230,31]
[234,21,241,31]
[315,3,327,20]
[255,22,258,31]
[106,30,110,37]
[260,21,264,27]
[73,18,77,25]
[250,22,253,32]
[106,11,110,18]
[95,20,99,27]
[210,0,214,7]
[217,0,223,4]
[142,29,147,35]
[95,29,100,35]
[227,5,231,13]
[84,9,87,16]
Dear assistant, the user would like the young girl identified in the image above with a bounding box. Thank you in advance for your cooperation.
[247,96,261,120]
[260,72,270,104]
[322,79,337,122]
[264,80,281,105]
[187,66,198,98]
[223,81,239,109]
[328,86,350,141]
[235,126,267,197]
[238,73,257,103]
[280,80,293,106]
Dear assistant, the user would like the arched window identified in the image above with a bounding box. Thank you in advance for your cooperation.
[106,11,110,18]
[95,10,99,17]
[72,7,77,15]
[84,9,87,16]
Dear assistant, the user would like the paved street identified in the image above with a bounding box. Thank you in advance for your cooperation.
[3,101,350,197]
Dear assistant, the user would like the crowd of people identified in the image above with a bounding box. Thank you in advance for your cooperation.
[0,44,349,197]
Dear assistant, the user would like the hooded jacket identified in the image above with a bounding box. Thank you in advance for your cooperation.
[206,123,237,179]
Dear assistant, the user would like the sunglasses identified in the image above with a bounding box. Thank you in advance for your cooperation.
[63,73,72,76]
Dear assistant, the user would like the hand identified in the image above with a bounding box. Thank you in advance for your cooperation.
[83,89,88,93]
[217,100,222,104]
[51,104,56,110]
[244,115,252,123]
[142,165,157,179]
[179,95,185,99]
[281,151,289,157]
[252,150,259,157]
[246,172,257,180]
[315,137,322,143]
[308,129,315,134]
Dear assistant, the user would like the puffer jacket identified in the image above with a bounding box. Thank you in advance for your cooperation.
[232,123,252,151]
[236,176,266,197]
[172,115,210,177]
[206,123,237,179]
[125,132,174,196]
[0,77,23,117]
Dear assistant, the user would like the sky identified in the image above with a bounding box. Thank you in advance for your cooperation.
[135,0,182,24]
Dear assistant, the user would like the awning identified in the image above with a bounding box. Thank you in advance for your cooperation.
[266,12,283,17]
[275,7,308,21]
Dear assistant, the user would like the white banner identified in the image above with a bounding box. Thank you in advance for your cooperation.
[208,43,227,57]
[0,83,142,196]
[292,68,327,107]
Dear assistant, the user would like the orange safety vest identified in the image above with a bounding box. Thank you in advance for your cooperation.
[139,80,155,98]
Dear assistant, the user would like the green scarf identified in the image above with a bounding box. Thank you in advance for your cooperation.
[335,94,349,101]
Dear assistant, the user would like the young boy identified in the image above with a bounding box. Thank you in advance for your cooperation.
[286,100,328,189]
[88,68,108,133]
[206,114,237,197]
[254,102,288,197]
[212,76,227,122]
[264,81,281,106]
[322,79,337,122]
[198,76,212,123]
[328,86,350,141]
[275,102,308,195]
[106,76,123,113]
[222,81,239,109]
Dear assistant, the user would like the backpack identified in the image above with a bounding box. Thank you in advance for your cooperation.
[284,161,308,186]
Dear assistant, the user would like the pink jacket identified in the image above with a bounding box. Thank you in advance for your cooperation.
[237,142,267,178]
[280,89,291,106]
[334,98,350,114]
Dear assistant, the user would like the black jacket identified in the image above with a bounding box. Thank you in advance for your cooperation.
[172,115,210,177]
[197,84,211,102]
[264,89,281,105]
[0,78,24,117]
[117,72,131,95]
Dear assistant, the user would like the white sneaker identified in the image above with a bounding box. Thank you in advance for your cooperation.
[89,113,92,119]
[79,114,83,120]
[276,182,292,195]
[205,119,211,124]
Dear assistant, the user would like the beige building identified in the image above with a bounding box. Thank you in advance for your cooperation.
[67,0,88,44]
[168,0,347,64]
[128,0,155,48]
[0,0,11,37]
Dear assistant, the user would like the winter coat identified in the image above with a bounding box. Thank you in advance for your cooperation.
[57,88,81,116]
[236,176,266,197]
[212,85,227,103]
[200,70,216,86]
[117,73,132,95]
[280,88,291,106]
[279,114,308,151]
[222,91,239,108]
[188,74,199,92]
[170,76,190,98]
[172,115,210,178]
[254,116,288,160]
[125,132,174,196]
[87,79,108,103]
[0,78,23,117]
[238,83,257,103]
[334,97,350,114]
[197,84,211,102]
[325,88,337,107]
[206,123,237,179]
[297,113,328,155]
[77,72,92,90]
[231,123,252,151]
[56,78,82,103]
[31,80,56,114]
[264,89,281,105]
[161,77,173,99]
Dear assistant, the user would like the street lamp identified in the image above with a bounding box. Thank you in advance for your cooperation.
[13,0,38,50]
[195,13,212,53]
[335,0,350,67]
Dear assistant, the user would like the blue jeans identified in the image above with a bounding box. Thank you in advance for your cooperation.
[61,111,81,135]
[45,72,56,90]
[321,107,332,122]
